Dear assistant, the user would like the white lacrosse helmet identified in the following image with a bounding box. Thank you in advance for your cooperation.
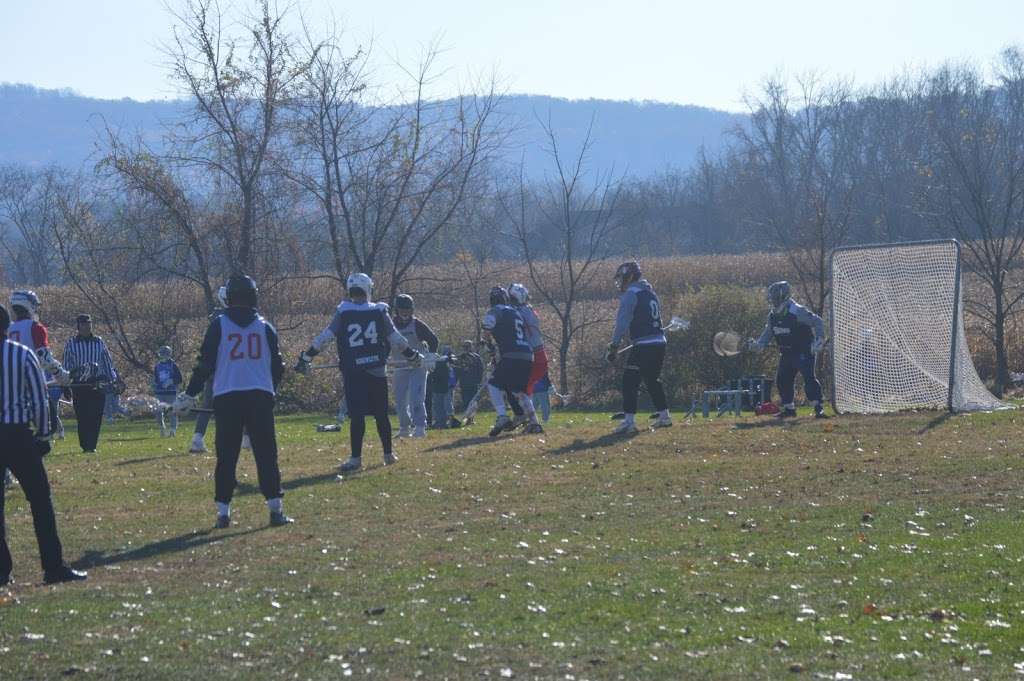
[508,282,529,305]
[10,290,41,319]
[347,272,374,300]
[216,285,228,308]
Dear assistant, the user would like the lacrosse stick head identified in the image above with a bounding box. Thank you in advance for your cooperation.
[665,316,690,332]
[713,331,743,357]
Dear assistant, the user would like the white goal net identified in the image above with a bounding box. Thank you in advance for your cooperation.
[831,240,1006,413]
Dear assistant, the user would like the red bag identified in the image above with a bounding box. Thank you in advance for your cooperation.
[755,402,780,416]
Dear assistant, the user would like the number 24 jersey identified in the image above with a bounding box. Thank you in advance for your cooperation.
[328,301,399,374]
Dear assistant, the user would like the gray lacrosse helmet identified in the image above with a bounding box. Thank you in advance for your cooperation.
[767,281,791,312]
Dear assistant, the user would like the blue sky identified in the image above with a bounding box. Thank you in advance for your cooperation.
[3,0,1022,111]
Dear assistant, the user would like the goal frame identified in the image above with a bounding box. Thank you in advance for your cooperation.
[829,238,962,414]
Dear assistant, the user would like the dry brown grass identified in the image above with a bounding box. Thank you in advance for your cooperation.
[24,252,1023,410]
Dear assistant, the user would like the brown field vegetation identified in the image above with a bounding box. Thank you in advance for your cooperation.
[23,253,1024,411]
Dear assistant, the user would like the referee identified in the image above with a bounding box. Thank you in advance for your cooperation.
[0,303,86,586]
[62,314,117,453]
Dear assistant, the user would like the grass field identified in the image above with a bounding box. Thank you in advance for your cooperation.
[2,408,1024,679]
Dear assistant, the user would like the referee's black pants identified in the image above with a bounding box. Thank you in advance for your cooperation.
[0,425,64,577]
[71,386,105,452]
[212,390,283,504]
[622,343,668,414]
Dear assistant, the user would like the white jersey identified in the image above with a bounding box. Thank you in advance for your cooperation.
[7,319,42,349]
[213,314,275,397]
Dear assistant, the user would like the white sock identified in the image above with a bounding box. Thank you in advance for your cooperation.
[266,497,283,513]
[487,385,507,416]
[216,502,230,517]
[516,393,538,422]
[624,413,636,424]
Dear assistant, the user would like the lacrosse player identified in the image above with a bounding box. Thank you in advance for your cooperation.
[607,261,672,434]
[747,281,826,418]
[506,283,548,428]
[295,273,423,474]
[0,303,87,586]
[8,290,68,440]
[153,345,183,437]
[63,314,119,454]
[172,275,292,528]
[389,294,438,438]
[482,286,542,437]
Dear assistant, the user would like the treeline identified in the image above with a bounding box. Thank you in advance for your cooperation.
[2,0,1024,396]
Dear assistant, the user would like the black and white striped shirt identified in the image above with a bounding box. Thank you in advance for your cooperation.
[0,338,51,436]
[63,335,117,381]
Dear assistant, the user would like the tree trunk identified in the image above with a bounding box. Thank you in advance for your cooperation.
[559,314,571,396]
[993,290,1008,397]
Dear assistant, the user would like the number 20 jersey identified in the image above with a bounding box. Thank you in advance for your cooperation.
[329,301,395,374]
[213,314,275,397]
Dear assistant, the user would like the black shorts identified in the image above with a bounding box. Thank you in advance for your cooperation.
[343,370,389,418]
[488,358,532,393]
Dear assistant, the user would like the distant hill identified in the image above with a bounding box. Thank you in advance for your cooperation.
[0,84,746,177]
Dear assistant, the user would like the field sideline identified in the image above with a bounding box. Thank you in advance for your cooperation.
[2,409,1024,679]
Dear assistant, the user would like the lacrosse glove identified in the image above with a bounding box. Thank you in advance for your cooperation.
[172,392,197,415]
[403,347,423,368]
[295,348,318,375]
[34,435,52,457]
[605,343,619,364]
[70,362,99,384]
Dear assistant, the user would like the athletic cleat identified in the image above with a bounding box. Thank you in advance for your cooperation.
[241,433,252,450]
[269,511,295,527]
[489,415,512,437]
[189,434,207,454]
[383,451,398,466]
[612,420,640,435]
[777,408,798,419]
[215,515,231,529]
[43,566,87,585]
[397,427,412,439]
[814,404,827,418]
[506,414,528,431]
[652,414,673,428]
[524,422,544,434]
[339,456,362,473]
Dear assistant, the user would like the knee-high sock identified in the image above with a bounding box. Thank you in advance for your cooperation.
[487,384,507,416]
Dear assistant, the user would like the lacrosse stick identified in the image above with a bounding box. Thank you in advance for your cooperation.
[461,364,496,425]
[617,316,690,354]
[311,352,447,372]
[155,402,214,415]
[712,331,746,357]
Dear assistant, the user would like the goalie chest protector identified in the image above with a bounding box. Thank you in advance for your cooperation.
[334,305,392,373]
[769,307,813,354]
[213,315,275,397]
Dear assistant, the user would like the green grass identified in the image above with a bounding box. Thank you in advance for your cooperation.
[3,408,1024,679]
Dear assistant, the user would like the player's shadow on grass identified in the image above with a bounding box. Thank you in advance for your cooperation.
[72,527,264,569]
[234,470,348,496]
[731,419,793,430]
[115,452,193,466]
[424,435,499,452]
[545,432,638,457]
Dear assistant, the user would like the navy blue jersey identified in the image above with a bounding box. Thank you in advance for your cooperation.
[611,280,666,346]
[755,300,823,355]
[482,305,533,360]
[768,307,815,354]
[329,301,395,373]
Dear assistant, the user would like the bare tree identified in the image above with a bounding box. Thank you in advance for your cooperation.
[505,115,625,394]
[919,50,1024,395]
[291,39,507,302]
[0,164,64,285]
[735,74,861,314]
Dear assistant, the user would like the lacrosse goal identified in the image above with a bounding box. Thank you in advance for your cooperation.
[830,239,1006,414]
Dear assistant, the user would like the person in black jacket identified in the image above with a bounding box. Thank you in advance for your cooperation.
[454,340,484,411]
[172,275,292,529]
[0,303,86,586]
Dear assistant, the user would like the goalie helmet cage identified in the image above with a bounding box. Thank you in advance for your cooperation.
[829,239,1007,414]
